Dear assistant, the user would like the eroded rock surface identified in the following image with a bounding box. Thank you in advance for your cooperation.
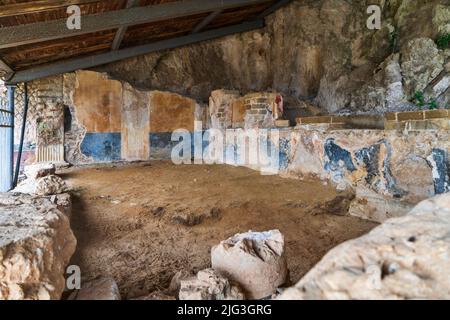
[211,230,288,299]
[14,163,67,196]
[24,163,56,180]
[279,193,450,300]
[68,277,121,300]
[179,268,245,300]
[96,1,450,115]
[0,193,76,300]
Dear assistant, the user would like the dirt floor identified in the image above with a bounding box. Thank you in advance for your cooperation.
[62,161,377,299]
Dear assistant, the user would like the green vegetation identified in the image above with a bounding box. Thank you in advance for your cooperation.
[429,100,438,110]
[413,91,425,107]
[436,33,450,50]
[413,91,445,110]
[389,29,398,53]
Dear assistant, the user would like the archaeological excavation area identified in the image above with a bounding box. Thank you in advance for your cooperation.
[0,0,449,302]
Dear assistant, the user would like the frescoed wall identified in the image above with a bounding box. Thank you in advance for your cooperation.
[66,71,199,162]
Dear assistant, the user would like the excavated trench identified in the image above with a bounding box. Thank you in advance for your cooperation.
[62,161,377,299]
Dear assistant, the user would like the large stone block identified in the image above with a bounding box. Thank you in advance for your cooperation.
[0,193,76,300]
[280,193,450,300]
[68,277,121,300]
[211,230,288,299]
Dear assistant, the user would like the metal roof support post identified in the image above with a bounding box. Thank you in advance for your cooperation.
[0,85,15,192]
[13,83,28,188]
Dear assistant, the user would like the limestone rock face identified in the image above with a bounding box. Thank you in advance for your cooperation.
[68,277,121,300]
[179,268,245,300]
[0,193,76,300]
[279,193,450,300]
[96,1,450,114]
[211,230,288,299]
[401,38,444,97]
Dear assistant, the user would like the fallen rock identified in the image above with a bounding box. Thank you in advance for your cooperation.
[68,277,121,300]
[211,230,288,299]
[133,292,176,300]
[307,192,355,216]
[179,268,245,300]
[14,175,67,196]
[24,163,56,180]
[279,193,450,300]
[0,193,76,300]
[168,270,193,297]
[47,193,72,218]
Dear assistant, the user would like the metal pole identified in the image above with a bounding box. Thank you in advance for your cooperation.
[0,85,14,192]
[13,83,27,188]
[7,85,14,190]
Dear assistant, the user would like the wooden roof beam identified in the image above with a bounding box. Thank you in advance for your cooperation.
[0,0,272,49]
[191,9,223,34]
[111,0,140,51]
[257,0,293,19]
[0,0,101,18]
[5,19,265,84]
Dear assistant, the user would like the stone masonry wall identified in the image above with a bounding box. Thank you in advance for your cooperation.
[219,127,449,222]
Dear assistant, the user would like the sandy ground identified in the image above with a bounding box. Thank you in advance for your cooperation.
[62,161,377,299]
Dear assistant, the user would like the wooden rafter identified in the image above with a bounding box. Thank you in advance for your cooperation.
[6,20,264,84]
[0,0,101,18]
[0,0,271,49]
[111,0,139,51]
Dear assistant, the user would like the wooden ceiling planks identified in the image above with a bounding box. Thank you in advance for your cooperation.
[0,0,276,72]
[0,29,117,70]
[120,12,210,49]
[0,1,127,27]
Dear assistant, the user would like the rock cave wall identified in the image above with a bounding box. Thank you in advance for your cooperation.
[94,0,450,116]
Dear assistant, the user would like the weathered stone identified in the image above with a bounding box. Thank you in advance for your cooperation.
[168,270,193,297]
[133,292,176,300]
[211,230,288,299]
[390,157,435,203]
[14,175,67,196]
[0,193,76,300]
[48,193,72,218]
[286,129,450,205]
[209,90,240,129]
[280,193,450,300]
[35,175,67,196]
[308,192,355,216]
[349,186,414,223]
[401,38,444,98]
[68,277,121,300]
[24,163,56,179]
[179,268,245,300]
